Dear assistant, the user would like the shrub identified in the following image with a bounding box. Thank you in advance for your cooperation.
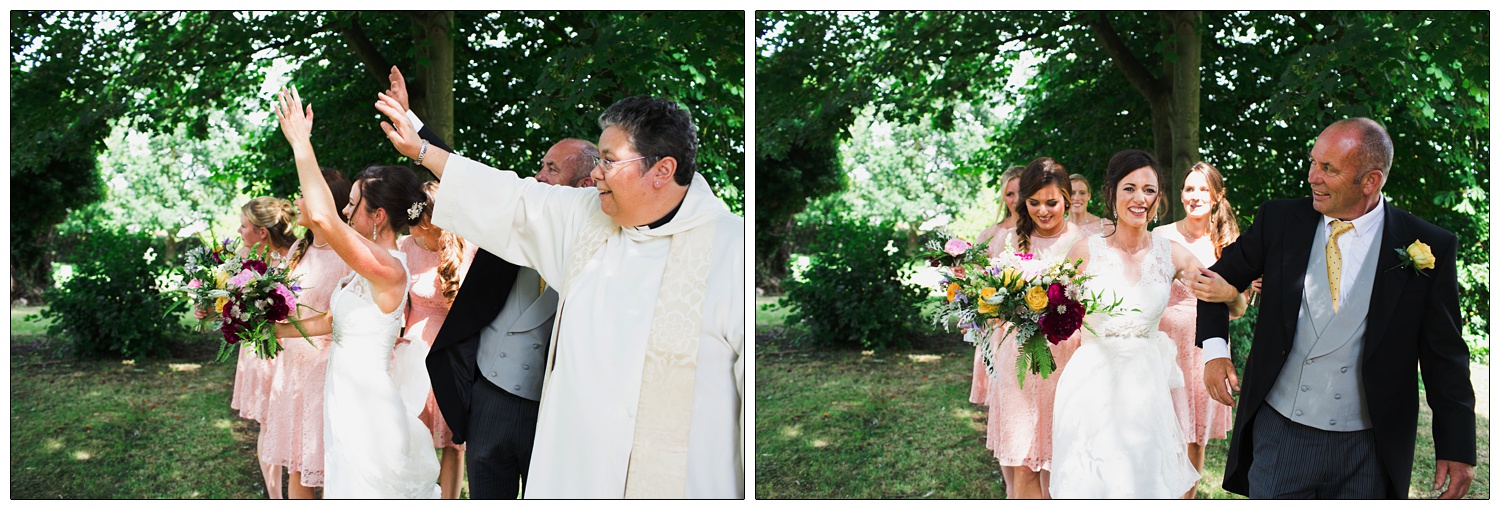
[40,226,182,359]
[779,218,926,350]
[1228,302,1258,375]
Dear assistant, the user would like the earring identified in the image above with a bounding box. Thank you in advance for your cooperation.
[371,225,378,242]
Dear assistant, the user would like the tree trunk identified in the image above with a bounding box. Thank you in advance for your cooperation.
[417,11,456,145]
[1163,11,1202,222]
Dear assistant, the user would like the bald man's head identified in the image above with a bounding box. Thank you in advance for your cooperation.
[536,138,600,188]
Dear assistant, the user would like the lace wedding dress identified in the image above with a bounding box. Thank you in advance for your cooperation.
[1049,234,1200,498]
[322,250,440,498]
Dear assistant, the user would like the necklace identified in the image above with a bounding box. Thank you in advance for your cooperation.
[1032,228,1065,239]
[1107,234,1152,254]
[1177,222,1207,243]
[313,240,329,248]
[415,236,435,252]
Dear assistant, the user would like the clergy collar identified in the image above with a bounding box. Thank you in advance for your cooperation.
[636,186,688,231]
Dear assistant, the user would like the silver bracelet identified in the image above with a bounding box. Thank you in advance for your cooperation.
[416,139,429,166]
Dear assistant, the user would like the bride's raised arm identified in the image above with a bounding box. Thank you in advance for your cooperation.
[274,86,407,302]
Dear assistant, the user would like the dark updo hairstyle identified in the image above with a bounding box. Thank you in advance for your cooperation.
[350,164,427,234]
[597,95,699,186]
[1013,157,1073,254]
[288,167,351,272]
[1101,149,1166,237]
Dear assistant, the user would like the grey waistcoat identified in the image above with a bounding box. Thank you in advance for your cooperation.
[476,266,559,401]
[1265,218,1383,431]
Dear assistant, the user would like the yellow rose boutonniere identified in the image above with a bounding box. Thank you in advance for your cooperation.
[977,287,999,314]
[1392,239,1436,276]
[1024,285,1049,312]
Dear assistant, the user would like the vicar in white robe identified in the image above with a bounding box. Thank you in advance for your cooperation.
[375,94,744,499]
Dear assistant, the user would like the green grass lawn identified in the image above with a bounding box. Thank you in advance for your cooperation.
[10,332,264,498]
[754,298,1490,499]
[11,307,474,499]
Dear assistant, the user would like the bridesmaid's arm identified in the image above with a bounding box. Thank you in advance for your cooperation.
[276,312,332,339]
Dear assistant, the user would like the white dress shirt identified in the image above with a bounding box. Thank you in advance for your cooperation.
[1203,198,1386,362]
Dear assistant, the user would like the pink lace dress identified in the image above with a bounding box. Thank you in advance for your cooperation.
[259,241,350,487]
[1154,225,1233,444]
[983,226,1084,471]
[398,236,477,450]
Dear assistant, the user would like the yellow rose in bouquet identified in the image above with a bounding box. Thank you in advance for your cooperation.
[946,282,961,303]
[999,267,1026,291]
[977,287,999,314]
[1024,285,1049,312]
[1405,240,1435,270]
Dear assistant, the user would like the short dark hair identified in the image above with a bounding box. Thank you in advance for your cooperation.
[598,95,698,186]
[350,165,426,232]
[1101,149,1165,230]
[1328,117,1394,179]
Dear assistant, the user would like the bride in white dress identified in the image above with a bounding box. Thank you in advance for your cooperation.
[1050,150,1243,498]
[274,86,440,498]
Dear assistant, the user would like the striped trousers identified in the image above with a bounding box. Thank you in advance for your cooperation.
[1248,406,1391,498]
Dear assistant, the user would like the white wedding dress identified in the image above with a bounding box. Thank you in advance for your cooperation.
[1049,234,1200,498]
[322,250,440,498]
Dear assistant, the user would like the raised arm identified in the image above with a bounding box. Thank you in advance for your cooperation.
[377,92,451,180]
[384,66,455,154]
[274,87,407,308]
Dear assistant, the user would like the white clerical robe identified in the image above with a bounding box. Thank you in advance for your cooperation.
[432,154,745,498]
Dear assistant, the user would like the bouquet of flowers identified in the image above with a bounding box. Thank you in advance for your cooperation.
[915,228,990,277]
[932,239,1127,388]
[170,235,312,362]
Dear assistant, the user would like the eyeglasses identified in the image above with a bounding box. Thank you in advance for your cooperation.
[592,155,649,174]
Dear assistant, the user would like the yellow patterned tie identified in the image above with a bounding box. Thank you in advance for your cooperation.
[539,276,546,295]
[1327,220,1355,312]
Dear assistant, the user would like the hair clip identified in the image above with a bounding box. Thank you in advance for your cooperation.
[408,201,425,220]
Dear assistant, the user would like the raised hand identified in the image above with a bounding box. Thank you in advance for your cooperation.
[385,66,411,112]
[274,86,315,152]
[1204,357,1239,407]
[376,92,422,160]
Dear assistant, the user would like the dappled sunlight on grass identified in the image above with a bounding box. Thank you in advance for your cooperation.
[73,451,92,461]
[213,419,234,429]
[46,439,64,451]
[168,363,201,372]
[907,354,942,363]
[811,439,830,448]
[781,425,802,438]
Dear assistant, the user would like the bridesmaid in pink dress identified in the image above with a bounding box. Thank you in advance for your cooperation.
[399,180,477,499]
[969,166,1023,407]
[259,168,352,499]
[1152,161,1252,497]
[222,197,299,497]
[1067,173,1114,236]
[983,159,1084,499]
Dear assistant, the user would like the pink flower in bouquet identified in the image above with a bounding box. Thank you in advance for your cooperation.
[242,259,269,275]
[943,238,972,257]
[228,269,257,287]
[950,265,968,280]
[187,279,202,289]
[1017,253,1034,261]
[1039,295,1085,345]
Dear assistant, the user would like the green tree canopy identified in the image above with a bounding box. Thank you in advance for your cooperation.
[11,10,745,300]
